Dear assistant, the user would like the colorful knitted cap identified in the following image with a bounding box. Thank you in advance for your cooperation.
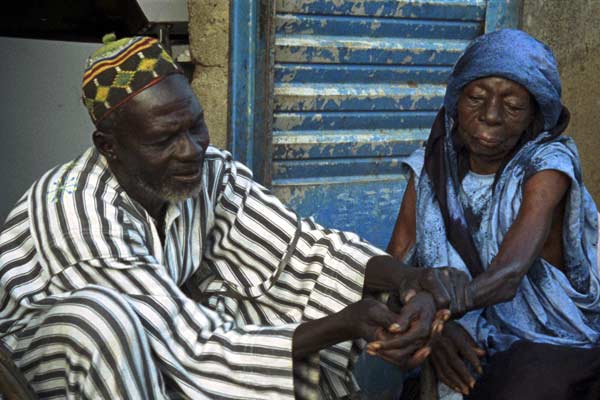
[82,33,183,125]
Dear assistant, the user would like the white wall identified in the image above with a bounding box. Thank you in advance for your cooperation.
[0,37,97,224]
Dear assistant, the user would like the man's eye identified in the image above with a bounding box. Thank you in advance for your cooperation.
[468,95,484,102]
[153,136,173,146]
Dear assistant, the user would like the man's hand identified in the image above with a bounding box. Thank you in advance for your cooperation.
[293,296,441,362]
[365,292,450,370]
[293,298,407,360]
[338,298,409,342]
[430,321,486,396]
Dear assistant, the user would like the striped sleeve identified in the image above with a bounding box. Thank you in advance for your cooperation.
[204,150,385,301]
[201,150,387,397]
[0,190,48,336]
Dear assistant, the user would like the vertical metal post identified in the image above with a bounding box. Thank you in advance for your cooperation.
[229,0,256,167]
[228,0,274,185]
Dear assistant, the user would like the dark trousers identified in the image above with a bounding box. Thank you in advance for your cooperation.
[467,341,600,400]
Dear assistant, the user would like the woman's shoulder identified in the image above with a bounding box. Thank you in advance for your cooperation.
[402,147,426,178]
[525,135,581,181]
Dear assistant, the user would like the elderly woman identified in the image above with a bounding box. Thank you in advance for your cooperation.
[387,29,600,399]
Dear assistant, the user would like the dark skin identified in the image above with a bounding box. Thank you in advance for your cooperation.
[94,74,210,229]
[92,74,473,386]
[387,76,570,395]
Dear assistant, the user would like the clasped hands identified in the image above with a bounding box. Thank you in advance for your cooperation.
[356,267,476,371]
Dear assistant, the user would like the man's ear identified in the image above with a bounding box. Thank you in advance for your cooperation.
[93,130,118,161]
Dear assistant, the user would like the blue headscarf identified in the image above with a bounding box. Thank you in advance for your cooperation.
[444,29,563,131]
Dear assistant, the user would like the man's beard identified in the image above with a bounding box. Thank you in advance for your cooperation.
[134,172,201,204]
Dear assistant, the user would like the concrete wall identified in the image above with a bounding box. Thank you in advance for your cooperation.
[187,0,230,150]
[0,37,96,224]
[521,0,600,203]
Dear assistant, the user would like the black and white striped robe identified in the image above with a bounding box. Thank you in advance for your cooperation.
[0,146,386,399]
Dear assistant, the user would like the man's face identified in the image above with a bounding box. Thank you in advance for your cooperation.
[111,74,210,203]
[456,76,535,168]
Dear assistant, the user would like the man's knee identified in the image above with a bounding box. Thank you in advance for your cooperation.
[18,287,148,398]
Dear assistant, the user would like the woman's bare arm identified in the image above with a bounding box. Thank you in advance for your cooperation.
[469,169,570,307]
[387,174,417,261]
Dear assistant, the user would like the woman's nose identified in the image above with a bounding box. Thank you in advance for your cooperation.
[482,98,503,125]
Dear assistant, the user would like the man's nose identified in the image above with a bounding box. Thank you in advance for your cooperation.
[177,131,209,160]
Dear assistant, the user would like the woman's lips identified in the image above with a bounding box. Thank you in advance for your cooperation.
[474,135,502,148]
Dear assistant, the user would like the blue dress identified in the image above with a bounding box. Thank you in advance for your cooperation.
[403,134,600,355]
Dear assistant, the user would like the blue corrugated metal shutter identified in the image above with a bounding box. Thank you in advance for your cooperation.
[270,0,486,249]
[230,0,521,250]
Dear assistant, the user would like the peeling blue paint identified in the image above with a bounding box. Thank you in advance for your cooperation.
[275,0,487,21]
[273,111,438,131]
[276,14,483,39]
[272,175,409,249]
[268,0,486,248]
[272,128,429,159]
[275,35,471,65]
[274,83,446,111]
[231,0,520,250]
[275,64,453,84]
[274,157,408,179]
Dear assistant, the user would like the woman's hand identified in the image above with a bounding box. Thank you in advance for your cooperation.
[430,321,486,396]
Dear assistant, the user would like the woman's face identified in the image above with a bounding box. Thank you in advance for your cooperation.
[456,76,535,173]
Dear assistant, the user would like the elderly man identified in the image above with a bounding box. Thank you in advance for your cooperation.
[0,35,468,399]
[387,29,600,400]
